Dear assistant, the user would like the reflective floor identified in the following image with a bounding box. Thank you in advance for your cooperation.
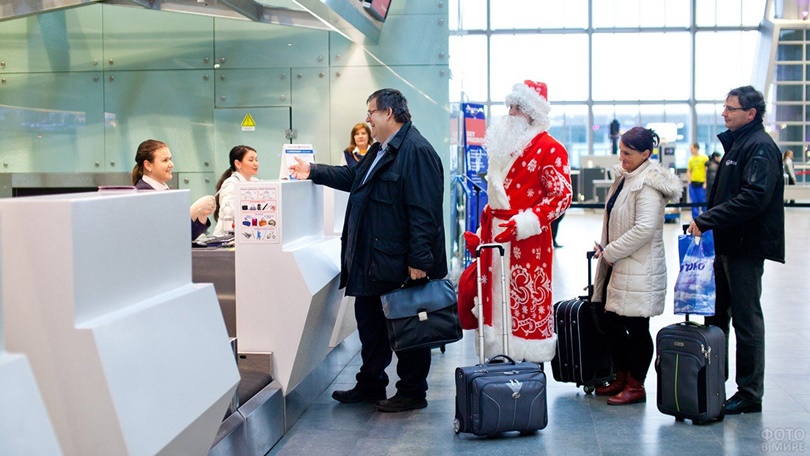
[268,208,810,456]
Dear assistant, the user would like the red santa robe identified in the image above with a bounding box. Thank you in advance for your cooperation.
[478,130,572,362]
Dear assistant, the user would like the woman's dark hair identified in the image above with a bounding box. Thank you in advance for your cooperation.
[728,85,766,122]
[214,145,256,220]
[132,139,168,185]
[345,122,372,153]
[367,88,411,123]
[620,127,660,155]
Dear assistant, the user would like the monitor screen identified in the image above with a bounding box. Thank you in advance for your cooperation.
[363,0,391,22]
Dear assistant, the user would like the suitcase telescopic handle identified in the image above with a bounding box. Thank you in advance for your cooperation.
[476,243,505,257]
[584,250,597,300]
[474,242,509,363]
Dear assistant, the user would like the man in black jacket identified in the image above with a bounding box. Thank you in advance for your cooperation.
[688,85,785,415]
[289,88,447,413]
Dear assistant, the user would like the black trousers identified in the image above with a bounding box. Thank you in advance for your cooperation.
[704,255,765,401]
[353,295,431,399]
[605,311,654,384]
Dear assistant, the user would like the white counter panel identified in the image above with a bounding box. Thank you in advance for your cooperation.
[1,215,62,455]
[236,181,347,394]
[0,190,239,456]
[0,354,62,455]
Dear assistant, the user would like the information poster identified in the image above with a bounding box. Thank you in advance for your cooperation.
[236,183,280,244]
[280,144,315,180]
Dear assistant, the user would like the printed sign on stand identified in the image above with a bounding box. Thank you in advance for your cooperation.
[236,183,280,244]
[280,144,315,180]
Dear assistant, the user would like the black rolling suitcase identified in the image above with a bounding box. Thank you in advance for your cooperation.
[655,225,725,424]
[551,251,613,393]
[655,321,725,424]
[454,243,548,436]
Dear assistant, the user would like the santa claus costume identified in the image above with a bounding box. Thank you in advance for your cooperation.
[475,81,572,363]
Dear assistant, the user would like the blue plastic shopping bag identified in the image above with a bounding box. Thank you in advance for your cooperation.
[674,232,716,316]
[678,229,714,264]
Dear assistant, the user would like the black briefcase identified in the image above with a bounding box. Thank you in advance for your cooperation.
[380,278,463,351]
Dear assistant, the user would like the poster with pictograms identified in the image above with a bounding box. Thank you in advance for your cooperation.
[236,183,280,244]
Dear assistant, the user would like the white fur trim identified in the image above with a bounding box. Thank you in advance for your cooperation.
[485,158,509,210]
[511,210,541,241]
[505,83,551,131]
[478,327,558,364]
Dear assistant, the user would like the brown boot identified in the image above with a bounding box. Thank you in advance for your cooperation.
[607,375,646,405]
[595,371,627,397]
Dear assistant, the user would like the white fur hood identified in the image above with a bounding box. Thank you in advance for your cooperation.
[612,160,683,202]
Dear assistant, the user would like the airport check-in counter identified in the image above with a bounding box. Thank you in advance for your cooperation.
[194,180,356,453]
[192,181,353,383]
[0,190,239,456]
[232,180,349,394]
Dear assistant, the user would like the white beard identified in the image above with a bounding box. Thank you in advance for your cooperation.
[484,115,532,172]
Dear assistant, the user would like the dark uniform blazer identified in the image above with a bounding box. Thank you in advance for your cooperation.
[135,178,211,240]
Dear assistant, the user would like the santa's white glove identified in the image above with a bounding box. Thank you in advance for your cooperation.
[191,195,216,221]
[472,296,480,320]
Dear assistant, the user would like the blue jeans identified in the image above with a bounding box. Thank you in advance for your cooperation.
[704,255,765,401]
[689,182,706,219]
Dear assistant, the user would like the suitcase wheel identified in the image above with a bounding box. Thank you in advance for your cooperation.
[675,417,685,422]
[694,411,725,425]
[453,418,460,434]
[583,385,595,394]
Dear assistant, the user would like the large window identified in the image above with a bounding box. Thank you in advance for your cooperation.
[449,0,768,165]
[490,34,589,102]
[591,32,691,101]
[694,31,760,100]
[490,0,588,30]
[592,0,690,28]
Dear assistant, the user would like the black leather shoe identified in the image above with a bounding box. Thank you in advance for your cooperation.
[376,394,427,412]
[723,393,762,414]
[332,387,386,404]
[553,242,563,248]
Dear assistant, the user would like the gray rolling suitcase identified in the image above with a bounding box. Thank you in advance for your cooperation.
[453,243,548,436]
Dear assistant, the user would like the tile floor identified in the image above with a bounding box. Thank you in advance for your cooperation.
[268,208,810,456]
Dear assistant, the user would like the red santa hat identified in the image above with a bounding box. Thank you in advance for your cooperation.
[504,80,551,125]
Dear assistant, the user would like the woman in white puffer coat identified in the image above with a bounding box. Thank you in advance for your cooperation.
[591,126,683,406]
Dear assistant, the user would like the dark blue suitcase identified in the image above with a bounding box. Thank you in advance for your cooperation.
[454,355,547,435]
[453,243,548,436]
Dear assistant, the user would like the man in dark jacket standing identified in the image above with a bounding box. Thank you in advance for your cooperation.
[688,85,785,415]
[289,88,447,413]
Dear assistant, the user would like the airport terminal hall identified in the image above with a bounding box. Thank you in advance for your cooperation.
[3,0,810,455]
